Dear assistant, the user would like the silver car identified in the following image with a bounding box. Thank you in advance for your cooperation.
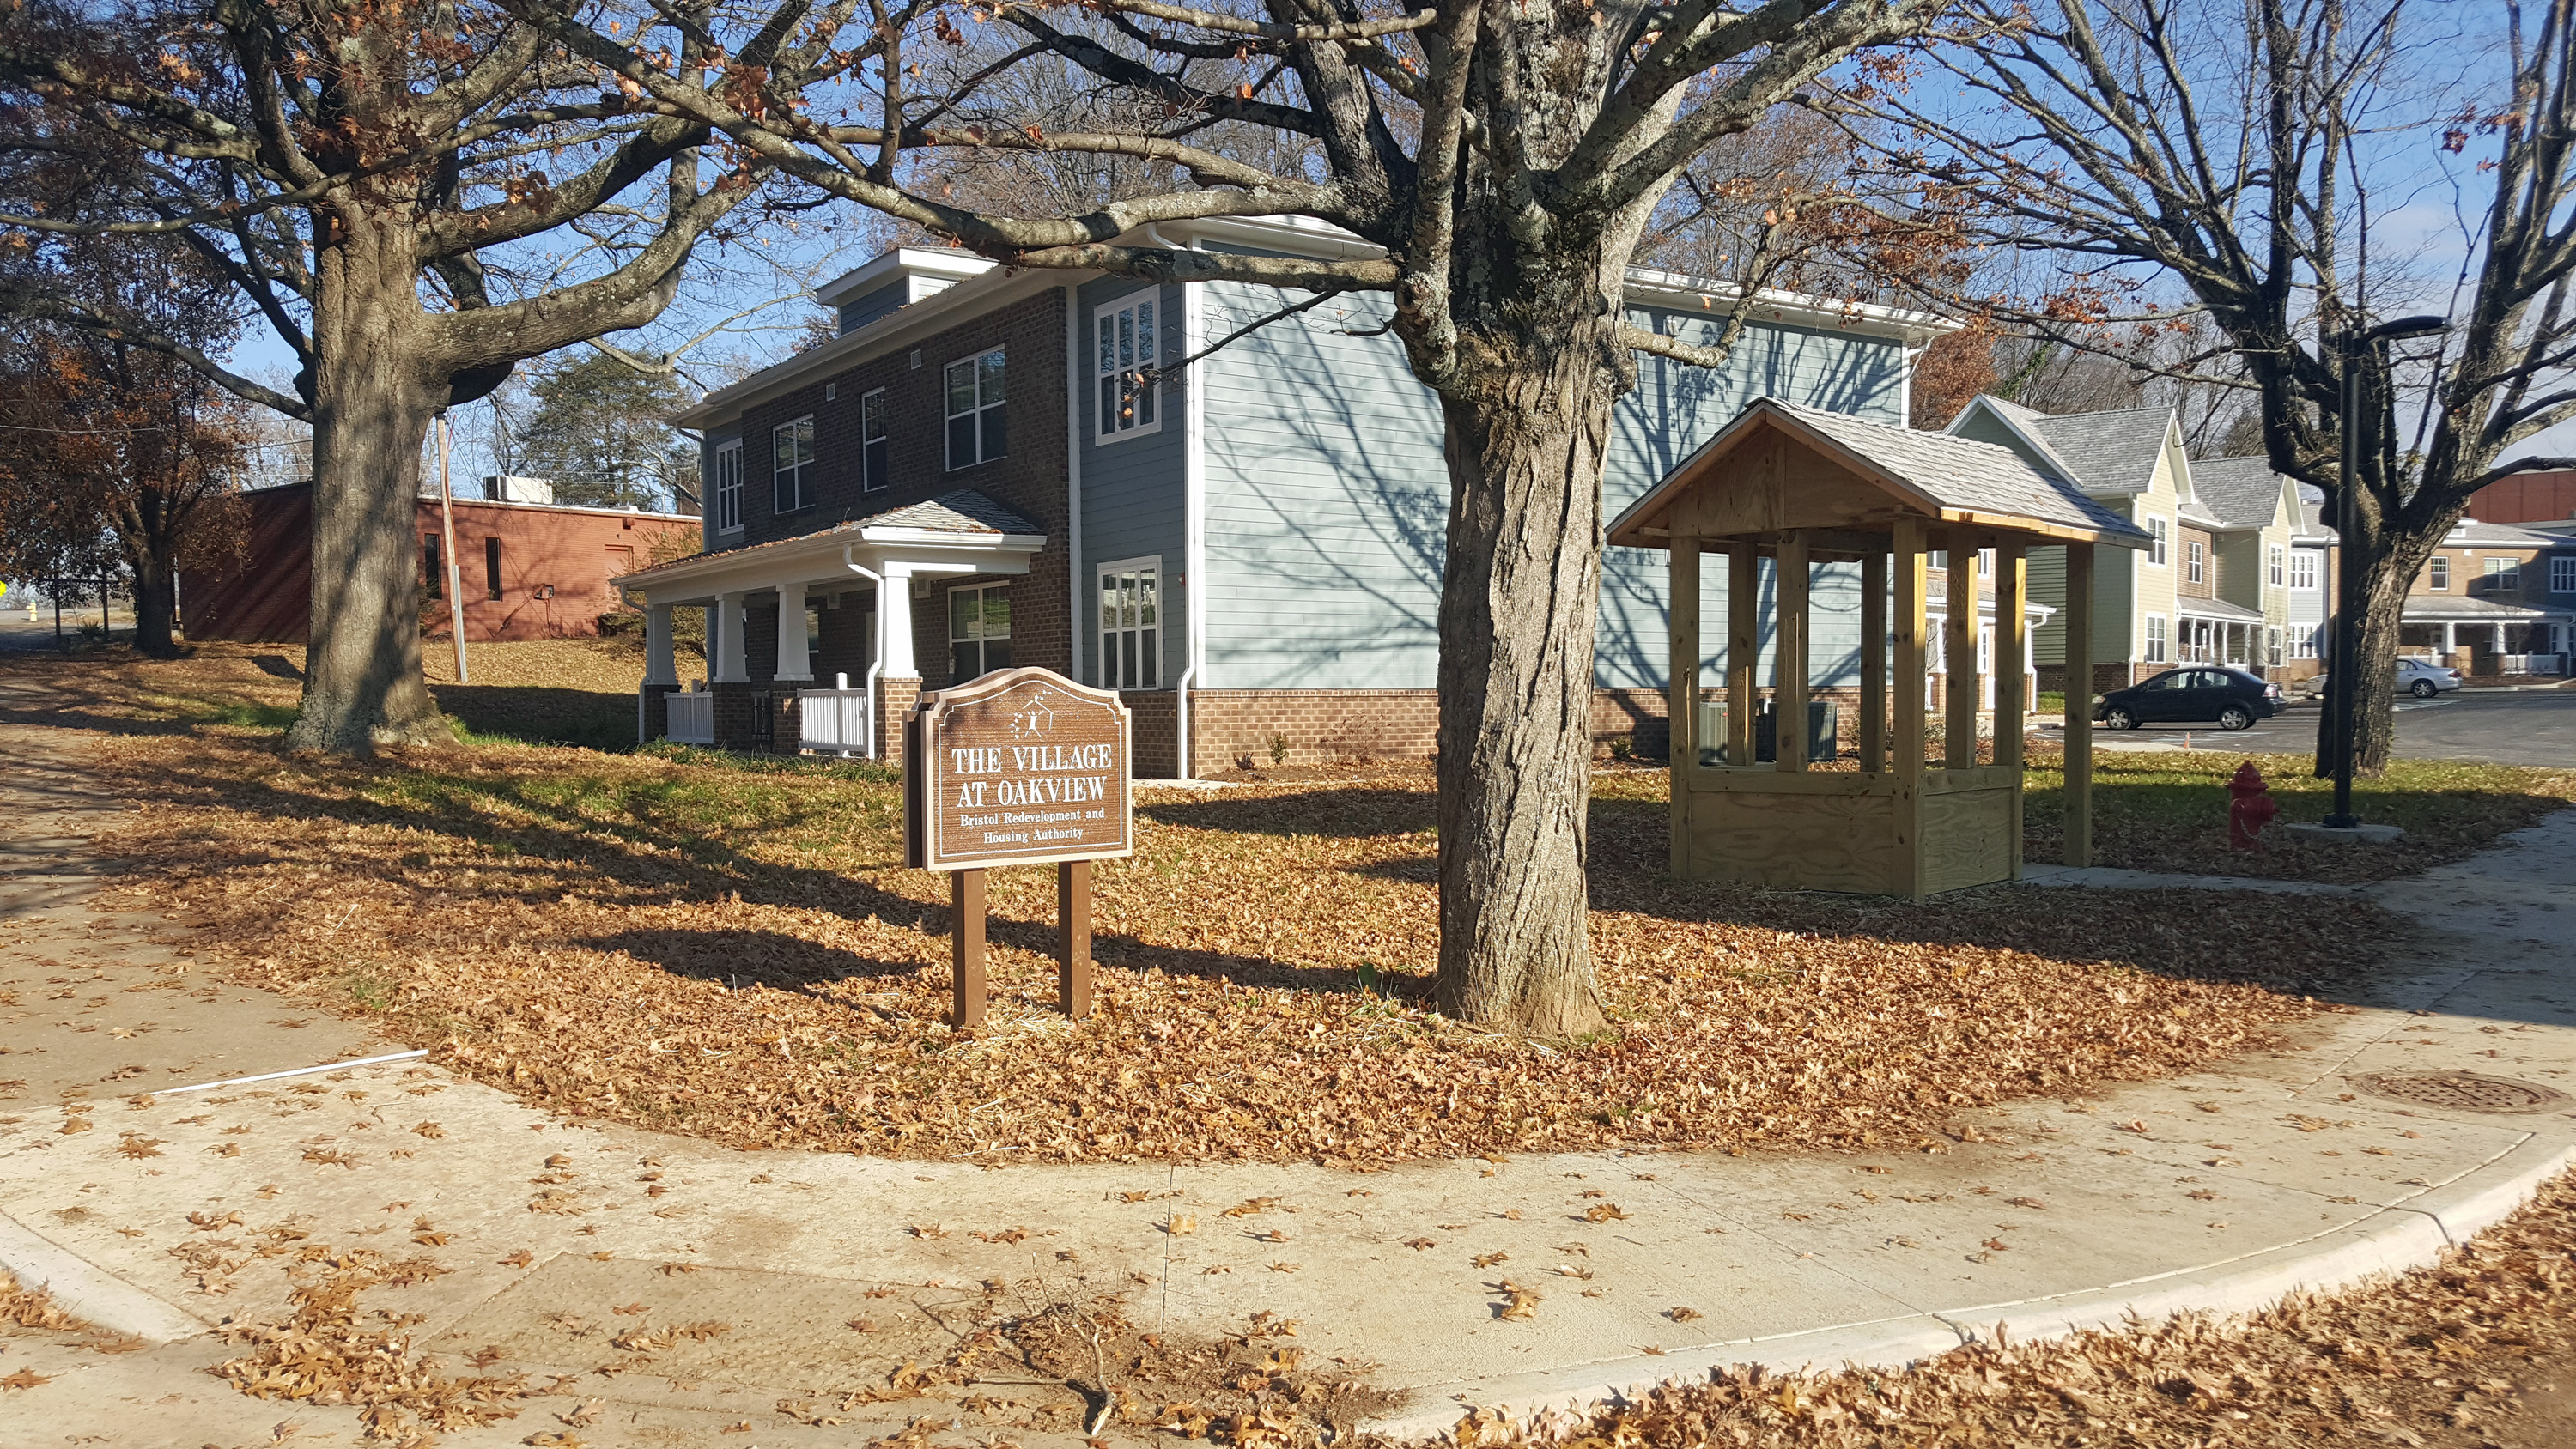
[2317,658,2464,699]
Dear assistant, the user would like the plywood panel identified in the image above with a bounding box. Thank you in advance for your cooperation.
[1687,789,1901,894]
[1921,785,2016,894]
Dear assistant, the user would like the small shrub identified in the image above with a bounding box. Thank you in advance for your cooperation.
[1266,731,1291,767]
[1608,735,1634,761]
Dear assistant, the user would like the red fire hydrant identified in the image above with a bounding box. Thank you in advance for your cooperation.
[2227,761,2278,850]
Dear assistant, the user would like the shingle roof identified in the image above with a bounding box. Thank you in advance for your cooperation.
[2174,596,2265,624]
[870,489,1042,537]
[2189,455,2292,530]
[2401,594,2565,621]
[2445,518,2564,547]
[1960,393,2082,480]
[2020,405,2174,497]
[1763,400,2152,545]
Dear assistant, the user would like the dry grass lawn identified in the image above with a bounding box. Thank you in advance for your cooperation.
[3,646,2413,1168]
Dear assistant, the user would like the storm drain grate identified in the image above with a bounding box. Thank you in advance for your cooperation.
[2349,1070,2570,1114]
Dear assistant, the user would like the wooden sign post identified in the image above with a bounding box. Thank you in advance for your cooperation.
[904,668,1133,1028]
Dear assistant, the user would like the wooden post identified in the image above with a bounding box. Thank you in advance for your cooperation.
[1668,537,1699,875]
[1727,542,1758,767]
[1058,859,1092,1018]
[2063,543,2095,868]
[1776,530,1809,771]
[1994,541,2027,879]
[951,868,986,1028]
[1893,520,1929,900]
[1943,535,1981,769]
[1859,549,1886,773]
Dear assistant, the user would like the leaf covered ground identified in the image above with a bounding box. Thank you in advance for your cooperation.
[9,648,2405,1167]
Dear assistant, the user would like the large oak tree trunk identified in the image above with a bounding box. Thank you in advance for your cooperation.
[2312,523,2434,779]
[286,219,449,752]
[1424,252,1627,1038]
[127,548,177,658]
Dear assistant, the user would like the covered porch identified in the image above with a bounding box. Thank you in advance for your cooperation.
[2399,597,2573,676]
[1609,398,2149,901]
[613,491,1045,757]
[2177,597,2269,671]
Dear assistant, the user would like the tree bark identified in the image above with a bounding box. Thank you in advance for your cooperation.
[2315,522,2436,779]
[285,218,449,752]
[1424,256,1625,1038]
[127,547,177,658]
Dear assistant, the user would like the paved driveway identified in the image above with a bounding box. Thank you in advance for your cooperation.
[2082,688,2576,767]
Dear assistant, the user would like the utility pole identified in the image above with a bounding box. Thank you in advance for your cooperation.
[438,411,470,684]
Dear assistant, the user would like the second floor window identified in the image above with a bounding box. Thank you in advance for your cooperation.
[712,440,743,532]
[2147,516,2168,566]
[861,388,890,493]
[2428,555,2450,591]
[2185,539,2205,584]
[774,415,815,514]
[945,349,1006,469]
[948,583,1011,681]
[2555,555,2576,594]
[1096,295,1161,439]
[2269,545,2285,586]
[2483,556,2522,591]
[2290,550,2317,590]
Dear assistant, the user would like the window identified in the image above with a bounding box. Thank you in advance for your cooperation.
[2290,550,2317,591]
[2267,627,2282,667]
[483,537,503,602]
[2428,555,2450,591]
[773,416,815,514]
[945,349,1007,469]
[2144,614,2168,663]
[2293,624,2319,659]
[947,583,1011,682]
[1097,559,1161,689]
[1096,295,1160,440]
[2483,555,2522,591]
[861,389,890,493]
[2185,538,2205,584]
[712,440,743,532]
[2147,517,2168,566]
[422,535,442,599]
[2555,555,2576,594]
[2269,545,2285,586]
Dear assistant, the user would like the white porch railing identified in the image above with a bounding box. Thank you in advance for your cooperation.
[798,688,874,756]
[665,689,715,745]
[2500,654,2567,676]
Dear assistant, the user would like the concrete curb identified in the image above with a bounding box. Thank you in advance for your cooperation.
[0,1210,206,1344]
[1357,1136,2576,1441]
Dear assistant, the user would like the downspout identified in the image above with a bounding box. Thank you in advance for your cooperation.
[842,546,884,758]
[1148,221,1207,779]
[1065,282,1085,685]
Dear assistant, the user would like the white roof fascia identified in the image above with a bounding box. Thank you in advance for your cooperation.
[1620,269,1958,343]
[1943,396,2087,488]
[854,526,1049,549]
[813,248,998,307]
[675,264,1075,430]
[617,529,1042,604]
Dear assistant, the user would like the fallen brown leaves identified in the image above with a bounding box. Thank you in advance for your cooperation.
[74,694,2397,1167]
[210,1244,522,1443]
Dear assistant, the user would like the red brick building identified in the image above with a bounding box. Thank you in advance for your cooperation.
[2469,469,2576,525]
[181,482,700,644]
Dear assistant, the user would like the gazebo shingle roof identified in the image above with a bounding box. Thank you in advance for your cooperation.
[1757,400,2152,545]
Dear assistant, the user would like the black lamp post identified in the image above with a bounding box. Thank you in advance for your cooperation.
[2322,312,2450,830]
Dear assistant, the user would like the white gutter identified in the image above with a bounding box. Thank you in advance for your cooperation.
[1065,281,1085,683]
[842,546,885,759]
[1151,222,1209,779]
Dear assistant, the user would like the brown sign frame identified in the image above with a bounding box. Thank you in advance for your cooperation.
[904,666,1134,873]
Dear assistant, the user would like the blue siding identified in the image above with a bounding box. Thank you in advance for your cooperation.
[1076,277,1189,688]
[697,421,740,552]
[1200,283,1907,691]
[836,281,908,335]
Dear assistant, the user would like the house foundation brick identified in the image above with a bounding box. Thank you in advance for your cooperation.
[875,676,920,761]
[638,682,677,745]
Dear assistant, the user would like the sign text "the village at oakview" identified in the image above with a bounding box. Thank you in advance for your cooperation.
[906,669,1133,873]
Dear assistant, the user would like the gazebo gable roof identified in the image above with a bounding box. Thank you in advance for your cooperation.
[1609,397,2154,549]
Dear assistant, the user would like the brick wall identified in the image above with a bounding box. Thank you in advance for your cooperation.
[639,683,676,746]
[875,676,920,761]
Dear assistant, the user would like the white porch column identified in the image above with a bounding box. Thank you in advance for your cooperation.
[878,568,918,678]
[2443,621,2458,658]
[714,591,749,682]
[774,579,811,682]
[2494,622,2509,656]
[643,604,677,686]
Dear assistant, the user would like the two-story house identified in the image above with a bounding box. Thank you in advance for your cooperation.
[1943,397,2298,690]
[618,219,1957,772]
[2390,519,2575,673]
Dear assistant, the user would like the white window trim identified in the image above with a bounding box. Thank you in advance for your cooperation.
[860,387,890,494]
[2428,555,2451,591]
[2290,550,2318,591]
[772,415,816,515]
[2552,555,2576,594]
[2485,555,2522,589]
[1092,294,1164,445]
[1096,554,1164,690]
[946,580,1011,680]
[944,348,1006,471]
[2269,545,2285,587]
[712,439,744,534]
[2145,515,2169,567]
[2143,613,2169,664]
[2185,537,2206,585]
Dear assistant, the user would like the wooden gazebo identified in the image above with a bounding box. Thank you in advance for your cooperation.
[1608,398,2151,901]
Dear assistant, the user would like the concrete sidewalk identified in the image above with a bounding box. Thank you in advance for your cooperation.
[4,707,2573,1447]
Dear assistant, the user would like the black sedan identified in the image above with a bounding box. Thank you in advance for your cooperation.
[2093,666,2284,731]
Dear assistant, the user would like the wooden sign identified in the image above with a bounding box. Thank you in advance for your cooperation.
[903,668,1131,1028]
[905,667,1133,871]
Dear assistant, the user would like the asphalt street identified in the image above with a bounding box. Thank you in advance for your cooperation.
[2088,688,2576,768]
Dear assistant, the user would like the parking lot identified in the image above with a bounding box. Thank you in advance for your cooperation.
[2071,688,2576,767]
